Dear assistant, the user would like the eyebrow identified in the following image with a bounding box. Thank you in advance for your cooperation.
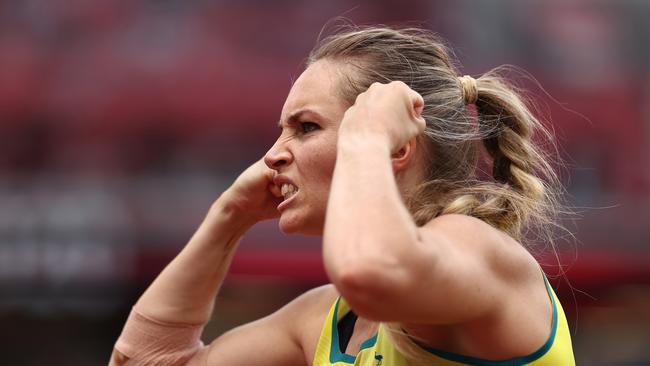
[277,108,324,129]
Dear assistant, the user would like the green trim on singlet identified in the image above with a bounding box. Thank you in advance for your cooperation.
[416,274,559,365]
[329,297,378,364]
[316,268,572,366]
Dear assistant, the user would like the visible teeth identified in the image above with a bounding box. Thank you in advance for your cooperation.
[281,183,297,199]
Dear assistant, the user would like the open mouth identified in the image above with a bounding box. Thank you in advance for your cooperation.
[281,183,298,201]
[277,183,299,211]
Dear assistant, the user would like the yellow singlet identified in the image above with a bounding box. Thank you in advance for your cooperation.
[312,275,575,366]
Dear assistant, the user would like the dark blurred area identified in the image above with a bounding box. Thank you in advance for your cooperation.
[0,0,648,365]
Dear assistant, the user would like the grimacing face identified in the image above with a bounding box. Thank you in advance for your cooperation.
[264,60,349,236]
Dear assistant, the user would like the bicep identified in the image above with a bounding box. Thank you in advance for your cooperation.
[348,215,523,325]
[195,315,306,366]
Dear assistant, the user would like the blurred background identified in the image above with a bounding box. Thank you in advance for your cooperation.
[0,0,648,365]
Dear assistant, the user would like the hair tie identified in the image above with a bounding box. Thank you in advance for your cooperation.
[458,75,478,105]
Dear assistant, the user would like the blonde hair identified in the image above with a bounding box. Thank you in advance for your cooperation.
[308,24,569,363]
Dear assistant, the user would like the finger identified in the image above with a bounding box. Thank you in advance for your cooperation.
[263,163,277,180]
[265,168,283,198]
[268,183,283,198]
[409,90,424,118]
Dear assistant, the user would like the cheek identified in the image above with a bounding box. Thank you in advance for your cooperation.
[295,132,338,201]
[304,148,337,189]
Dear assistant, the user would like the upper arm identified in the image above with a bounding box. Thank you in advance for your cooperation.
[339,214,535,325]
[195,285,336,366]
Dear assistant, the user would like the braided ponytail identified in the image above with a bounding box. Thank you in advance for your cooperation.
[439,67,562,243]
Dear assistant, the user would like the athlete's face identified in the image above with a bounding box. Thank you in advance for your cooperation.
[264,60,349,235]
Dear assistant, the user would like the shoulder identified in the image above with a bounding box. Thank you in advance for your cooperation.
[285,284,339,314]
[420,213,501,241]
[280,284,339,361]
[409,215,555,357]
[277,285,338,332]
[421,214,532,258]
[273,284,338,328]
[419,214,541,285]
[286,283,339,309]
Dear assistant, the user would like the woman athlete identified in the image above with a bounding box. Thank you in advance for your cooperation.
[110,26,575,365]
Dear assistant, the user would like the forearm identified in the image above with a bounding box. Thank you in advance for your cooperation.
[113,155,281,364]
[323,136,421,283]
[134,195,255,325]
[111,308,209,366]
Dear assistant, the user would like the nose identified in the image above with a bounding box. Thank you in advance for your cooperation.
[264,139,293,171]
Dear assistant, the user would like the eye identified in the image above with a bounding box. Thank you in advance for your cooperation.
[300,121,320,133]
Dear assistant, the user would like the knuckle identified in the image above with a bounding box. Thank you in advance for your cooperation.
[367,82,387,93]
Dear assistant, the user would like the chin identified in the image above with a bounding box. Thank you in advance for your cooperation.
[278,213,324,237]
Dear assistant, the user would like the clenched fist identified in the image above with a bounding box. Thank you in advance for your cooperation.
[339,81,426,153]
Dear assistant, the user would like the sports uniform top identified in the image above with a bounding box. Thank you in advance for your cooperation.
[312,275,575,366]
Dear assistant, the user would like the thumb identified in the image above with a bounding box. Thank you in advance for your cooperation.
[408,90,426,133]
[409,89,424,118]
[268,183,283,198]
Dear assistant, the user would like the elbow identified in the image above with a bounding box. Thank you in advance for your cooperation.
[109,350,128,366]
[332,264,382,320]
[324,233,432,320]
[329,258,409,321]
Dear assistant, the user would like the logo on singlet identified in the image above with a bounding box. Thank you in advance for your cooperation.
[374,352,383,366]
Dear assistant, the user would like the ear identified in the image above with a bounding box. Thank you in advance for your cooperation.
[391,137,418,174]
